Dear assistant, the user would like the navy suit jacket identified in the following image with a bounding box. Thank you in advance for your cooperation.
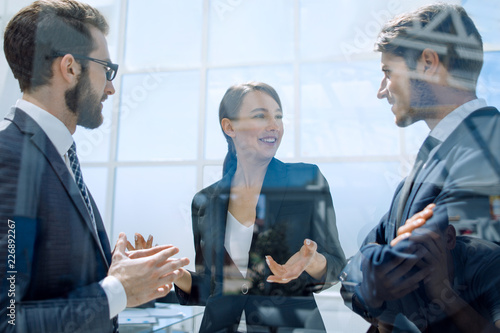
[0,108,116,332]
[343,107,500,330]
[176,158,346,332]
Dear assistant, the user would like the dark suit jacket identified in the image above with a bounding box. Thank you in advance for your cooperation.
[177,158,346,332]
[0,108,116,332]
[343,107,500,331]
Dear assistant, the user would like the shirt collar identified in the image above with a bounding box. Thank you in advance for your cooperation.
[430,98,487,142]
[15,99,74,157]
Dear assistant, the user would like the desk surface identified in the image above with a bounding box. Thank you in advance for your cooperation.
[119,303,204,332]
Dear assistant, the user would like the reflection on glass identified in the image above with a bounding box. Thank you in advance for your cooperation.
[112,165,197,266]
[118,71,200,161]
[318,161,400,257]
[464,0,500,47]
[301,60,399,157]
[300,0,372,60]
[203,165,223,188]
[125,0,203,69]
[478,52,500,110]
[208,0,293,66]
[299,0,439,61]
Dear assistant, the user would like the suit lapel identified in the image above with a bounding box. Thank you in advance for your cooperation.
[260,158,288,229]
[399,147,441,224]
[10,109,110,267]
[209,173,232,287]
[400,108,498,224]
[89,193,112,265]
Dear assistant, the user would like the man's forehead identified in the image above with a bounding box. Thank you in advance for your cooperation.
[380,53,407,67]
[88,25,110,59]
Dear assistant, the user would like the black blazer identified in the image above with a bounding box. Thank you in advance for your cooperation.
[0,108,116,332]
[177,158,346,331]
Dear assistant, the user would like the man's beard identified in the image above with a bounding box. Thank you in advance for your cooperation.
[65,71,105,129]
[410,78,438,110]
[398,78,439,127]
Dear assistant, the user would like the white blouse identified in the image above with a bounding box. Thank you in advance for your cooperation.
[224,211,254,278]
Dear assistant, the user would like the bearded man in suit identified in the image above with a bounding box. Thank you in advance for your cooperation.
[0,1,189,332]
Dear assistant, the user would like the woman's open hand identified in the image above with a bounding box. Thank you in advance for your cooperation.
[266,239,326,283]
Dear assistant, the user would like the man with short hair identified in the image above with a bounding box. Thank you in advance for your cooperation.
[341,4,500,332]
[0,1,189,332]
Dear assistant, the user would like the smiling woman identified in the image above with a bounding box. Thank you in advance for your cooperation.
[219,83,284,173]
[172,82,347,332]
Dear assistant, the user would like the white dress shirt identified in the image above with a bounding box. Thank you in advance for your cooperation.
[15,99,127,319]
[430,98,487,142]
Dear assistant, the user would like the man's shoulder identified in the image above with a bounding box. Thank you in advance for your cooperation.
[443,106,500,155]
[0,108,37,136]
[466,106,500,128]
[0,116,24,151]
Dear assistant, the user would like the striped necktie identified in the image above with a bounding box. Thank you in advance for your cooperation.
[67,142,97,234]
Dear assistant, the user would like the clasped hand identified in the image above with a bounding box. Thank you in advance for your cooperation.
[391,203,452,299]
[360,204,438,309]
[108,232,189,307]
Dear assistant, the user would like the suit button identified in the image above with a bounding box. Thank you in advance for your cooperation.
[241,283,249,294]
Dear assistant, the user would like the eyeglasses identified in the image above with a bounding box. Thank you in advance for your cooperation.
[53,52,119,81]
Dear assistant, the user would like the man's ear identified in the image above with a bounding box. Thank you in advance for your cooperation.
[57,54,81,85]
[418,48,440,76]
[446,224,457,250]
[221,118,235,138]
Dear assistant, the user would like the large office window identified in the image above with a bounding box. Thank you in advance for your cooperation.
[1,0,499,264]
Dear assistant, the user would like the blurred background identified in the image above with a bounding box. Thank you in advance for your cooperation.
[1,0,499,330]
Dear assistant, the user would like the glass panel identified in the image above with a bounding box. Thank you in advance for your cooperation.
[74,96,113,163]
[0,73,21,120]
[125,0,203,70]
[300,60,399,157]
[478,52,500,110]
[205,65,295,160]
[203,165,223,188]
[464,0,500,47]
[208,0,294,66]
[81,166,108,226]
[318,161,401,257]
[117,71,200,161]
[299,0,457,61]
[402,121,429,174]
[113,166,197,268]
